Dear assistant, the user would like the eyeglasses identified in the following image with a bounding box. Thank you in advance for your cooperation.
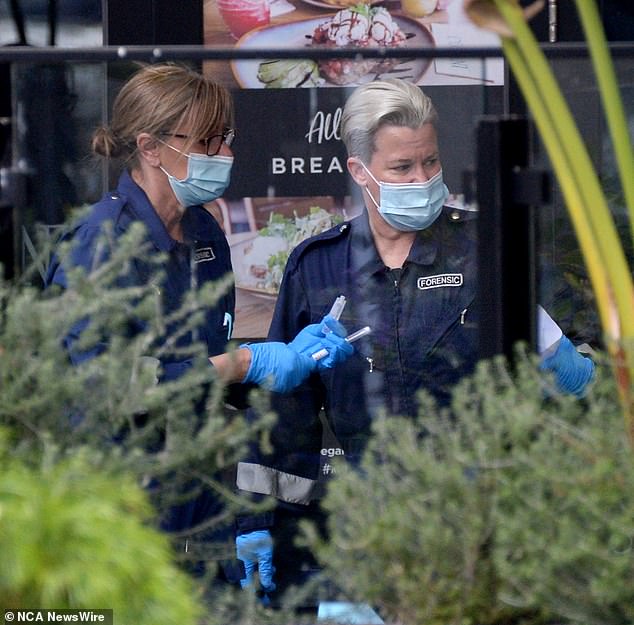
[160,128,235,156]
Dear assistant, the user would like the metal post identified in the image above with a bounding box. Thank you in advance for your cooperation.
[476,116,540,361]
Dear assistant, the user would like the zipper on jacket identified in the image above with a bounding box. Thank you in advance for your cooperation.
[390,267,409,412]
[428,304,473,360]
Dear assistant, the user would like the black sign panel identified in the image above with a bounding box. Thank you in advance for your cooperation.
[227,88,352,199]
[226,85,505,200]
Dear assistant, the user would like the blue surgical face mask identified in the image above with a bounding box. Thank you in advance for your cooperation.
[362,163,449,232]
[160,142,233,208]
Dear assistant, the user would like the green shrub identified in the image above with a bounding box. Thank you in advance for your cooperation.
[0,432,202,624]
[309,350,634,625]
[0,223,274,542]
[0,222,278,622]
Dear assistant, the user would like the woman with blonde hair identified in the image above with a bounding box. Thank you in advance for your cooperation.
[45,63,353,585]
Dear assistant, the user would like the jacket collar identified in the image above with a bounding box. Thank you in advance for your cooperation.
[349,210,440,285]
[118,170,176,253]
[117,171,217,252]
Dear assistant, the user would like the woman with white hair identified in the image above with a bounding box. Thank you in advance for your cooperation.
[235,78,594,607]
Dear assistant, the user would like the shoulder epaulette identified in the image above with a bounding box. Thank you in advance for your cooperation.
[283,221,351,270]
[72,192,128,232]
[442,204,478,223]
[291,221,351,255]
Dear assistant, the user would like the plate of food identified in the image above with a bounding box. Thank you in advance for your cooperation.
[231,5,435,88]
[229,207,344,296]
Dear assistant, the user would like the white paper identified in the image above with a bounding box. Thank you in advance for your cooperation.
[537,304,563,355]
[318,602,384,625]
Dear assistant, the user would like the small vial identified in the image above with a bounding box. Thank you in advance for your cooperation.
[312,326,372,361]
[323,295,346,334]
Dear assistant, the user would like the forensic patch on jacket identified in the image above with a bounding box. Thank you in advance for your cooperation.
[194,246,216,263]
[417,273,463,290]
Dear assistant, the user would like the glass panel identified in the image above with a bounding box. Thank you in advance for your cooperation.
[534,52,634,347]
[3,24,630,623]
[0,0,102,47]
[223,76,501,336]
[204,0,503,336]
[2,62,106,280]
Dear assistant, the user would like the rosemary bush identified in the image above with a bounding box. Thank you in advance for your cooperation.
[0,222,278,623]
[309,350,634,625]
[0,433,203,625]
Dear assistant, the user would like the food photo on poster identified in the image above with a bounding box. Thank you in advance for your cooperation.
[203,0,505,337]
[212,196,354,338]
[204,0,504,88]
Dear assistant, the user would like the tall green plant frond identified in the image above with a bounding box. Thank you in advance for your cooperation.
[465,0,634,443]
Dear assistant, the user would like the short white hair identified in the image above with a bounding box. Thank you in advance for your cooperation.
[340,79,438,163]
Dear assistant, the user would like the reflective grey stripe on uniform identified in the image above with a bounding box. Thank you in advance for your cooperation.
[236,462,317,505]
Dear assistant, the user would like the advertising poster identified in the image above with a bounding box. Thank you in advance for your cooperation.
[204,0,504,338]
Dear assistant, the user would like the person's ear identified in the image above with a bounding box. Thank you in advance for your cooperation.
[136,133,161,166]
[347,157,368,187]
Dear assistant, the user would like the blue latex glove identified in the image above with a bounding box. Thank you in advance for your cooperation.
[321,315,347,338]
[242,316,356,392]
[236,529,276,594]
[242,341,316,393]
[289,315,354,370]
[539,335,595,397]
[317,331,354,369]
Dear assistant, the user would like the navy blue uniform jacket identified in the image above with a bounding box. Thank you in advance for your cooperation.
[45,171,247,555]
[45,170,235,379]
[236,207,478,509]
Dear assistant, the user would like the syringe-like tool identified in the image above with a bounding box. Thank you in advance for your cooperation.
[344,325,372,343]
[322,295,346,333]
[312,325,372,361]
